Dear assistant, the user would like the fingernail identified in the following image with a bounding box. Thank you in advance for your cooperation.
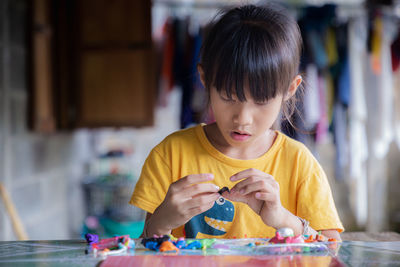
[207,174,214,179]
[239,189,245,194]
[215,185,220,190]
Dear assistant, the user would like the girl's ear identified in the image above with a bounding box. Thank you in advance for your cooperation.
[284,75,302,101]
[197,64,206,87]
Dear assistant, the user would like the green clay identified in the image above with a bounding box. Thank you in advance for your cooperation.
[199,238,216,249]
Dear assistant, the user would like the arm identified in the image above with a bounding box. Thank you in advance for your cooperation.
[279,209,342,240]
[140,212,154,237]
[139,174,220,238]
[223,168,343,240]
[140,212,167,237]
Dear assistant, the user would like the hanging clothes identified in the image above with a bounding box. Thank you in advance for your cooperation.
[370,15,396,159]
[332,101,349,181]
[299,4,337,70]
[393,68,400,149]
[335,23,351,107]
[370,15,383,75]
[158,18,176,107]
[389,22,400,149]
[190,30,206,121]
[348,16,369,227]
[303,64,321,130]
[390,29,400,71]
[315,74,329,143]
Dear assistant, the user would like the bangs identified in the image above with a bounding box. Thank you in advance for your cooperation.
[213,23,291,102]
[200,5,300,103]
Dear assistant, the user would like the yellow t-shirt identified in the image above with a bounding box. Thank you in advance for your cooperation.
[130,124,344,238]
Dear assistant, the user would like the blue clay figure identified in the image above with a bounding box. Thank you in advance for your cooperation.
[185,240,202,249]
[144,241,159,251]
[174,238,187,249]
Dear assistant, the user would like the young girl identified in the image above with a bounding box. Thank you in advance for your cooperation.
[130,4,343,240]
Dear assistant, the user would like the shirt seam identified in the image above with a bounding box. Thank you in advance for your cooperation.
[153,146,173,175]
[130,195,158,214]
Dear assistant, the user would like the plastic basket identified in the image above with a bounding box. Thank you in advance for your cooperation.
[82,174,145,222]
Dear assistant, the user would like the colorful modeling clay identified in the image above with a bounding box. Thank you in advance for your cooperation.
[269,232,286,244]
[276,227,294,237]
[168,234,178,241]
[173,237,187,248]
[141,235,170,251]
[159,241,179,252]
[144,241,159,251]
[218,186,230,195]
[199,238,216,249]
[85,233,99,244]
[269,229,306,245]
[304,235,315,243]
[285,235,304,244]
[316,233,326,242]
[87,235,133,258]
[185,240,202,249]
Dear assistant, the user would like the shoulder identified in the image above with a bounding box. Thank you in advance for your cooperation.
[152,125,200,153]
[277,132,324,177]
[277,132,313,158]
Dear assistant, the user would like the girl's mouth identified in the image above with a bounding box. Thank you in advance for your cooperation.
[231,131,251,141]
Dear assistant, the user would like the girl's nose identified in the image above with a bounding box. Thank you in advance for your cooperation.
[232,103,252,126]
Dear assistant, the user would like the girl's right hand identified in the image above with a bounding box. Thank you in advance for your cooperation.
[144,173,220,236]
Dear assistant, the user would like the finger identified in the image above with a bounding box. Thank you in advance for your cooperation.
[180,183,220,199]
[222,190,248,203]
[172,173,214,191]
[192,188,223,199]
[230,168,266,182]
[230,174,266,193]
[185,193,220,211]
[237,179,278,196]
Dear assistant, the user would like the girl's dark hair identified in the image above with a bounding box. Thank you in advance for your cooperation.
[200,4,303,121]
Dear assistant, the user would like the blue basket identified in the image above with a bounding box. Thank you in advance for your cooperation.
[100,217,144,238]
[82,174,145,222]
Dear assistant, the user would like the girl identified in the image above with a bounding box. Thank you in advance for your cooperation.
[130,4,343,240]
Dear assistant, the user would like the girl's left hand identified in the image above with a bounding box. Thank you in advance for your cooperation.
[222,168,285,229]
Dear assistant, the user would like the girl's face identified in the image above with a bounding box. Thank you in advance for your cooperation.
[209,86,283,148]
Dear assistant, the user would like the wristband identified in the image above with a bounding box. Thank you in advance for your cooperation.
[297,216,311,236]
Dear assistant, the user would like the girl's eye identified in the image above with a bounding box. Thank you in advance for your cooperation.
[254,100,270,106]
[216,197,225,205]
[221,96,235,102]
[255,102,268,106]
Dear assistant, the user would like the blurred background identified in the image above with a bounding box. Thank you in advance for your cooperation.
[0,0,400,241]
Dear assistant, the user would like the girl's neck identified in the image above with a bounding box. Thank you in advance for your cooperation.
[204,123,276,160]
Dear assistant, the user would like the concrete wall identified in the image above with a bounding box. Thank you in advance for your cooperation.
[0,1,181,241]
[0,0,94,240]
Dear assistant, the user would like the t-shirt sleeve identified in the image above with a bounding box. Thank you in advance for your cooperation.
[129,147,172,214]
[296,157,344,233]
